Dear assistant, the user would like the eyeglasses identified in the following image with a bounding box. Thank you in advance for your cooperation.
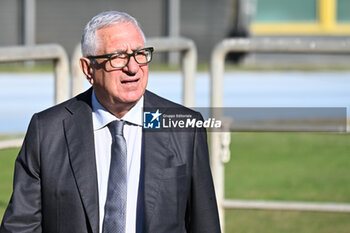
[87,47,154,69]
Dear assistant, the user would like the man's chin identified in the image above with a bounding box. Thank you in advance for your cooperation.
[116,93,143,105]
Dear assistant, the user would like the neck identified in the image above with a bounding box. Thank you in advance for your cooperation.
[106,101,137,119]
[94,91,138,119]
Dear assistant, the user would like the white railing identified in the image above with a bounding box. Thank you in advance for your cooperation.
[0,44,70,149]
[0,44,70,104]
[210,38,350,233]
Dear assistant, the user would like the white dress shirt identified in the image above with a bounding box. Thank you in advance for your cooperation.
[91,91,143,233]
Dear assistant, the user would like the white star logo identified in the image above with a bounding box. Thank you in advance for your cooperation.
[151,109,162,122]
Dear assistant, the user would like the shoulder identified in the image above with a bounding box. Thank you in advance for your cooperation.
[35,88,92,122]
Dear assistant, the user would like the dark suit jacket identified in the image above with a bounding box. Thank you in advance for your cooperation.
[0,89,221,233]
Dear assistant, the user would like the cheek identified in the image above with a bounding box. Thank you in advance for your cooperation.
[141,67,149,84]
[98,71,117,87]
[142,74,148,86]
[91,69,105,85]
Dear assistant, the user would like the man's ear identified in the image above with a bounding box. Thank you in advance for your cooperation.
[80,57,94,84]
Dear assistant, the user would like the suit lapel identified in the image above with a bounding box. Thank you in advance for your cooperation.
[63,89,99,233]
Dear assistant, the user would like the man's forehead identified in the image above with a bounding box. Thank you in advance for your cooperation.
[97,23,142,38]
[96,23,144,53]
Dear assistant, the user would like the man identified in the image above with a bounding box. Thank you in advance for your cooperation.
[0,11,221,233]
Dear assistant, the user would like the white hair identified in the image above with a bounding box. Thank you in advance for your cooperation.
[81,11,145,57]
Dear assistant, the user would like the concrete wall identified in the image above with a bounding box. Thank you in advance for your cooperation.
[0,0,20,46]
[36,0,166,55]
[181,0,235,61]
[0,0,236,62]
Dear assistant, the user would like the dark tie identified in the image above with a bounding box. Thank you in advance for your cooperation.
[103,120,127,233]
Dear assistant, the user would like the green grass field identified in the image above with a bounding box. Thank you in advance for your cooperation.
[224,132,350,233]
[1,132,350,232]
[0,148,18,219]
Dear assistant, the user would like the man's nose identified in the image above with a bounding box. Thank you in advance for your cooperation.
[122,55,139,74]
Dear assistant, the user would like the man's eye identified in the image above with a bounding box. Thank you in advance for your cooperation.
[115,53,128,59]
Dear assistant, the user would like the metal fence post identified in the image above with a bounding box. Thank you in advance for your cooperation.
[147,37,197,107]
[210,41,227,232]
[0,44,69,103]
[210,37,350,233]
[0,44,70,149]
[71,44,85,97]
[53,46,70,103]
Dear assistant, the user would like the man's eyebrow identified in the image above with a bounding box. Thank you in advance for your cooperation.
[112,46,144,53]
[113,49,127,53]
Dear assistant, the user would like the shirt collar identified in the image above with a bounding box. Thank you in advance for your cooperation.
[91,90,144,130]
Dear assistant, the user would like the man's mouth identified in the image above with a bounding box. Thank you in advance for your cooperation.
[121,78,140,84]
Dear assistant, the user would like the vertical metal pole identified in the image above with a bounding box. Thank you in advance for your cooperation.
[210,43,226,232]
[23,0,36,66]
[181,40,197,107]
[54,46,70,104]
[71,44,85,97]
[168,0,180,66]
[319,0,336,32]
[23,0,36,46]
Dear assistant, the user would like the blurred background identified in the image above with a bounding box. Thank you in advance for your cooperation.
[1,0,350,232]
[2,0,350,64]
